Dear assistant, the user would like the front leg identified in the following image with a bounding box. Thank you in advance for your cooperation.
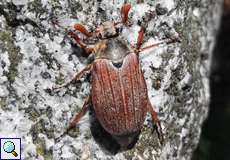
[68,31,94,54]
[120,3,131,25]
[51,19,94,54]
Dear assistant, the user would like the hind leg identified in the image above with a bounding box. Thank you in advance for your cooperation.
[67,95,91,131]
[147,100,164,144]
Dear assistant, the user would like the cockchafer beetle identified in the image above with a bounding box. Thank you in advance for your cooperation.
[52,3,179,149]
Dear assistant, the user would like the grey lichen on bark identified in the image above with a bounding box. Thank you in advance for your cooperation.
[0,0,222,160]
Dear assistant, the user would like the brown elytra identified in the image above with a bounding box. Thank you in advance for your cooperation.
[91,52,148,136]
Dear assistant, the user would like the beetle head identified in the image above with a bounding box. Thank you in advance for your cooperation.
[96,21,120,39]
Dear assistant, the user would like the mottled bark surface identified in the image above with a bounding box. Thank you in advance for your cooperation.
[0,0,222,159]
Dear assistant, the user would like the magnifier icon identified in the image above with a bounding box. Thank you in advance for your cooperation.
[3,141,18,157]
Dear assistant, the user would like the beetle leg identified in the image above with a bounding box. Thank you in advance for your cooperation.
[52,64,92,90]
[68,31,94,54]
[51,19,94,54]
[67,95,91,131]
[73,24,93,37]
[136,26,145,50]
[69,23,97,54]
[120,3,131,24]
[147,101,164,144]
[54,96,90,140]
[139,36,181,53]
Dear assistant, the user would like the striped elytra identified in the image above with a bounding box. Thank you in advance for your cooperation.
[91,53,148,136]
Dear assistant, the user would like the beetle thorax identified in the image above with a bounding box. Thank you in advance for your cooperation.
[94,38,131,67]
